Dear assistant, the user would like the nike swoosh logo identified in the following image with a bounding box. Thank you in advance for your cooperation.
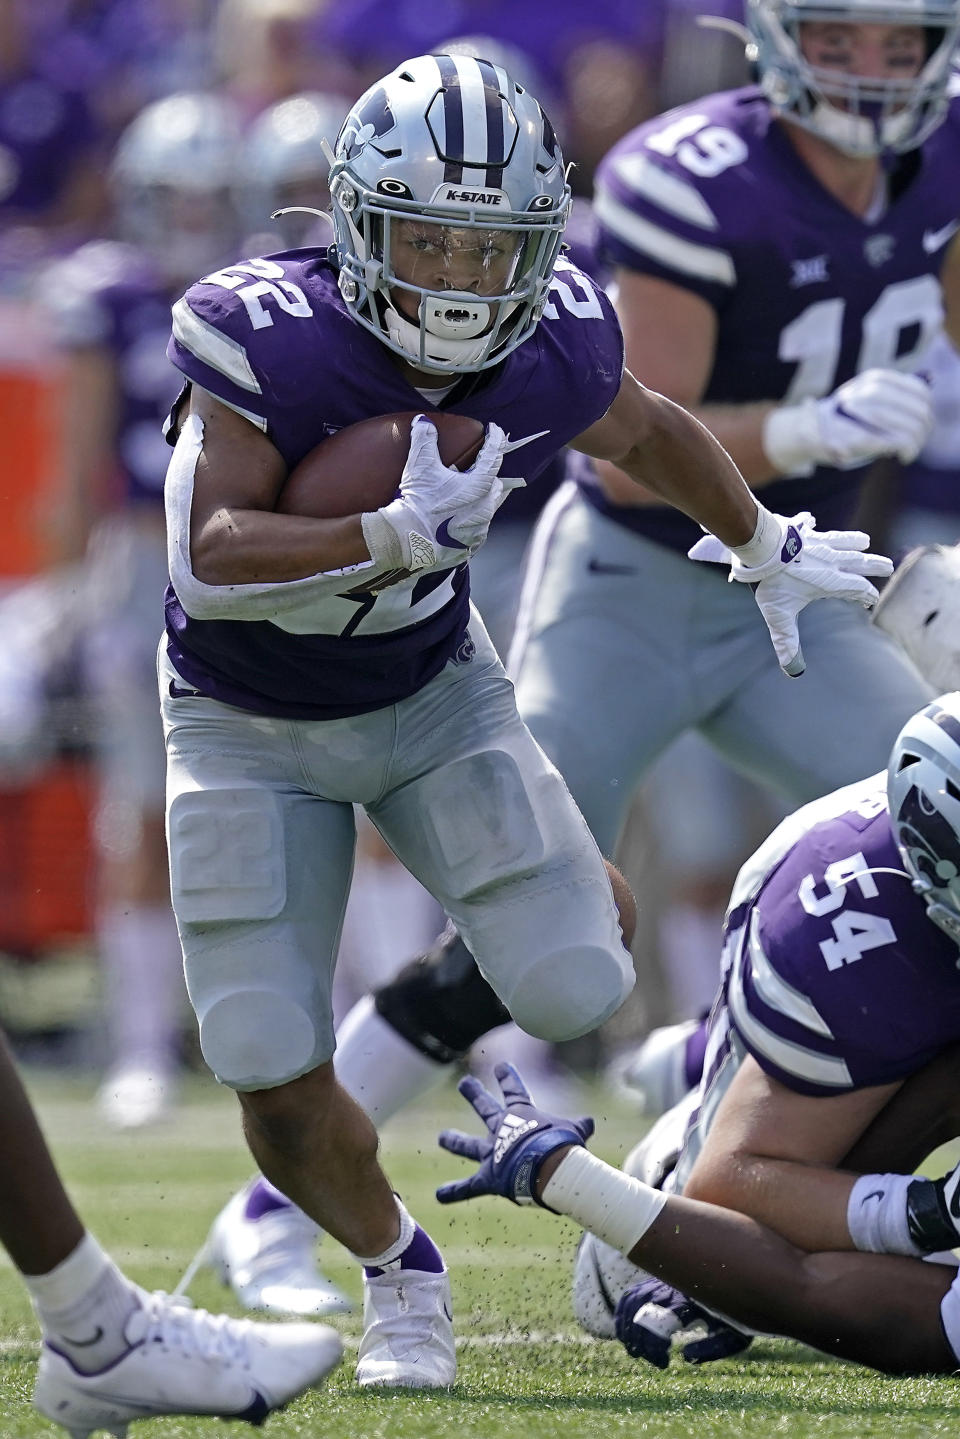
[58,1325,104,1347]
[949,1181,960,1220]
[443,1303,453,1322]
[923,220,960,253]
[860,1190,885,1205]
[502,428,550,453]
[168,679,200,699]
[435,519,469,551]
[587,558,637,576]
[833,403,885,433]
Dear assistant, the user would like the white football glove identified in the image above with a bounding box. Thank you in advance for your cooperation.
[361,415,523,572]
[763,369,933,476]
[689,510,894,677]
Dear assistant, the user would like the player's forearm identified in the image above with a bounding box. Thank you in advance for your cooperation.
[632,1195,954,1374]
[190,507,370,584]
[690,402,784,486]
[613,390,760,546]
[682,1154,859,1253]
[535,1147,953,1373]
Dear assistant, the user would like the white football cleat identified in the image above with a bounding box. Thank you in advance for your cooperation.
[356,1265,456,1388]
[96,1066,175,1131]
[607,1019,702,1118]
[184,1180,353,1318]
[33,1288,343,1438]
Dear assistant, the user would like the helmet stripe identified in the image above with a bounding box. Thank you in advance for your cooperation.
[434,53,465,184]
[475,57,506,187]
[929,704,960,752]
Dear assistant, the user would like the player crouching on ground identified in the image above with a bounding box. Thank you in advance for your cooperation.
[438,694,960,1377]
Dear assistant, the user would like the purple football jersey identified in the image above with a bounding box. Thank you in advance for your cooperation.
[583,86,960,553]
[723,780,960,1095]
[44,241,181,507]
[164,249,623,719]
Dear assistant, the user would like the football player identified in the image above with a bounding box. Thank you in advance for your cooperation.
[569,692,960,1366]
[160,51,885,1385]
[0,1025,342,1435]
[39,93,245,1130]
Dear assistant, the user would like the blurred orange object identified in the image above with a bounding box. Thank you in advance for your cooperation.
[0,367,63,578]
[0,761,95,956]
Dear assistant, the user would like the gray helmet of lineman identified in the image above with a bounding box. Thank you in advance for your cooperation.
[327,52,572,373]
[888,694,960,945]
[746,0,960,157]
[110,92,244,281]
[237,91,347,247]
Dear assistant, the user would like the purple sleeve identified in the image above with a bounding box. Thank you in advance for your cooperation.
[726,810,960,1096]
[593,105,743,310]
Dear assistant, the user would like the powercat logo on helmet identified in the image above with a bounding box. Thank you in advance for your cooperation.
[432,185,508,207]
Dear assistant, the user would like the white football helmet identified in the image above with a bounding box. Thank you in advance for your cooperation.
[327,52,571,373]
[888,694,960,945]
[237,92,346,248]
[110,93,244,281]
[747,0,960,156]
[873,543,960,694]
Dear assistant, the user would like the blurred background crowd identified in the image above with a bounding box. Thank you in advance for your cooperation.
[0,0,955,1128]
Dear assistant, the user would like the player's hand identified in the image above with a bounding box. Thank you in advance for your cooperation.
[436,1061,594,1206]
[614,1278,752,1369]
[367,415,521,571]
[688,511,893,676]
[763,370,933,476]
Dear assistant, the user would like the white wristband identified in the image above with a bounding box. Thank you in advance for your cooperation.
[730,504,783,569]
[540,1147,667,1256]
[762,401,819,478]
[360,509,404,570]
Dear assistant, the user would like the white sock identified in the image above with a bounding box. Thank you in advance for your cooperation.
[25,1233,139,1372]
[847,1173,923,1257]
[352,1198,416,1269]
[98,903,184,1072]
[335,994,452,1124]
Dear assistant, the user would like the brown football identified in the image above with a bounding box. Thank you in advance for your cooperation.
[276,411,485,519]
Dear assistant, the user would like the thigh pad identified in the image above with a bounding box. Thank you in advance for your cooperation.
[415,748,545,901]
[168,788,286,923]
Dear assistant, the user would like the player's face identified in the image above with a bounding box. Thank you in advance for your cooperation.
[389,218,524,320]
[798,21,926,81]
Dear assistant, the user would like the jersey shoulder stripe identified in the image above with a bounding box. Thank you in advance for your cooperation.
[594,186,735,286]
[742,910,834,1039]
[727,930,854,1089]
[171,297,263,396]
[605,150,720,230]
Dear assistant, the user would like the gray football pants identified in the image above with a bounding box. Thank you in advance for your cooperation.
[160,618,634,1090]
[511,482,934,858]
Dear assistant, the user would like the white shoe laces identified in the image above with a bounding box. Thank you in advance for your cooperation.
[129,1293,252,1370]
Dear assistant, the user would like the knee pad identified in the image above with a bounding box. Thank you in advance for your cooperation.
[199,989,320,1090]
[415,748,546,900]
[375,926,511,1063]
[503,943,635,1044]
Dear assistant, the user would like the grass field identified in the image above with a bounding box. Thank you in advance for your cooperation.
[3,1069,959,1439]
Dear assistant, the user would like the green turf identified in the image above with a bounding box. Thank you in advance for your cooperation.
[2,1071,958,1439]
